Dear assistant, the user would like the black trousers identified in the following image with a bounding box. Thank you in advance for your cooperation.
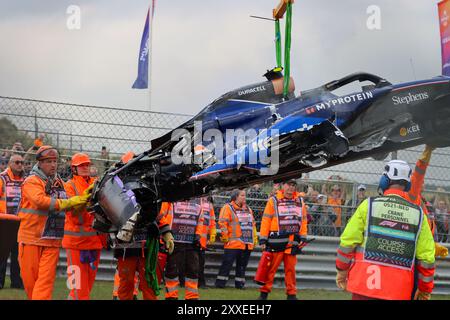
[178,249,206,287]
[198,250,206,287]
[0,242,23,288]
[165,243,199,281]
[215,248,251,289]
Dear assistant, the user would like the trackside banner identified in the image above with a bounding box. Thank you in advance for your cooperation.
[439,0,450,76]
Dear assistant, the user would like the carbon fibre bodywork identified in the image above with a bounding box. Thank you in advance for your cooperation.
[90,72,450,236]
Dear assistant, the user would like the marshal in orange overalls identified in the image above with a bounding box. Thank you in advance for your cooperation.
[17,146,91,300]
[63,172,105,300]
[258,189,308,297]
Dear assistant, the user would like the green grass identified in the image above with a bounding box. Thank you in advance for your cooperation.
[0,278,448,300]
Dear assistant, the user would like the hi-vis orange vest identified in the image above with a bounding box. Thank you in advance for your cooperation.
[62,175,104,250]
[160,200,204,244]
[0,167,24,215]
[219,201,256,250]
[17,167,66,247]
[259,190,308,254]
[196,199,215,249]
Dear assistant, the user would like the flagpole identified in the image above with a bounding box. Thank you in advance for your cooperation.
[148,0,155,112]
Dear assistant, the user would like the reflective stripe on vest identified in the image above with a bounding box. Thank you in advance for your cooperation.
[200,199,212,227]
[172,200,201,243]
[0,173,22,215]
[273,196,302,235]
[228,204,253,245]
[363,196,423,270]
[0,176,5,202]
[19,208,49,216]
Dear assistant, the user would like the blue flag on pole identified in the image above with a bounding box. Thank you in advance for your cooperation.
[132,9,150,89]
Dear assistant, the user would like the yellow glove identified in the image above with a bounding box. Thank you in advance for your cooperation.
[253,226,258,246]
[419,145,435,163]
[162,232,175,254]
[220,234,229,243]
[435,243,448,258]
[414,290,431,300]
[207,227,217,245]
[83,183,95,197]
[58,193,90,211]
[336,269,348,290]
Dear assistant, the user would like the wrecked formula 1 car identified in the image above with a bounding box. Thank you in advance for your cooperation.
[90,70,450,241]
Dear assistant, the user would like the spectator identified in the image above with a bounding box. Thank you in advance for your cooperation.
[326,184,345,236]
[307,192,323,235]
[247,184,266,200]
[355,184,367,206]
[0,157,7,173]
[344,184,368,224]
[424,199,438,242]
[99,146,110,175]
[246,184,267,226]
[33,134,45,149]
[11,142,24,155]
[57,157,72,181]
[23,160,32,176]
[311,194,338,236]
[24,137,43,163]
[89,165,99,178]
[306,189,318,202]
[269,183,280,197]
[435,200,450,243]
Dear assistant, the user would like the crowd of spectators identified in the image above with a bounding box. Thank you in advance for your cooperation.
[0,139,113,181]
[2,139,450,241]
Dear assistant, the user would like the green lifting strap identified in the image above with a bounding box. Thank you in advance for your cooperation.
[145,235,160,296]
[283,2,293,98]
[275,19,282,69]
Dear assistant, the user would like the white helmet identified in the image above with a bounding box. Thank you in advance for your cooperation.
[384,160,412,182]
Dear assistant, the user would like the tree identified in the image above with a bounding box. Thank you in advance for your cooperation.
[0,117,34,151]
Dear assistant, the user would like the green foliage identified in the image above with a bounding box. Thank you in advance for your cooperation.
[0,278,449,300]
[0,117,34,150]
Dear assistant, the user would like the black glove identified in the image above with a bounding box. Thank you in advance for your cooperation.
[259,238,268,246]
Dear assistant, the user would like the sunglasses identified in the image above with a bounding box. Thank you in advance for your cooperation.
[13,161,24,165]
[332,189,341,192]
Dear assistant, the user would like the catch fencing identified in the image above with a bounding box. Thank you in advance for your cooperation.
[2,96,450,239]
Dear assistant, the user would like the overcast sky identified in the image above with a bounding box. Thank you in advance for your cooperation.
[0,0,443,115]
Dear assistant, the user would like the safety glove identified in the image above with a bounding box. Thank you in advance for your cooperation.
[435,243,448,258]
[162,232,175,254]
[336,269,348,290]
[253,226,258,246]
[83,183,95,197]
[414,290,431,300]
[208,233,216,245]
[220,234,229,243]
[58,193,91,211]
[419,145,435,163]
